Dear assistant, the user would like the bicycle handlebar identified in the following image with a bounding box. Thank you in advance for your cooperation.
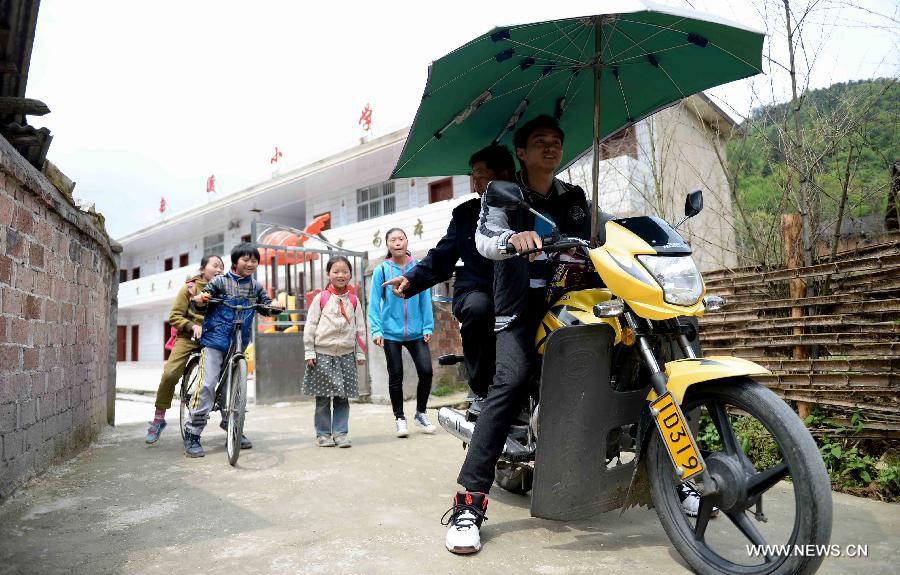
[204,297,279,313]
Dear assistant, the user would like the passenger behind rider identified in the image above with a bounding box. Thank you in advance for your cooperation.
[145,254,224,444]
[444,115,592,555]
[183,243,283,458]
[382,144,516,400]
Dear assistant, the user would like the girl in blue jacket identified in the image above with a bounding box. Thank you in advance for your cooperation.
[369,228,436,438]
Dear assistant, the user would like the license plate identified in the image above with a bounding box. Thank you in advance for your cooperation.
[651,391,705,482]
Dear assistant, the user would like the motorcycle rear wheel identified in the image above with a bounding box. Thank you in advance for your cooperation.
[647,377,832,575]
[495,461,533,495]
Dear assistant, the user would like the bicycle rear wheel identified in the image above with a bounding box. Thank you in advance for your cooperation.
[179,355,201,442]
[226,358,248,466]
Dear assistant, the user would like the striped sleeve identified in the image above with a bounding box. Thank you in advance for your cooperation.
[475,192,515,261]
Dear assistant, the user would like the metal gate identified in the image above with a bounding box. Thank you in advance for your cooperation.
[250,220,370,403]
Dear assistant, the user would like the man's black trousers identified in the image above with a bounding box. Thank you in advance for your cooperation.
[456,289,544,493]
[452,290,495,399]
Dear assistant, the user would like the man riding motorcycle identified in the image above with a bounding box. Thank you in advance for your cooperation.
[383,144,516,399]
[444,115,593,554]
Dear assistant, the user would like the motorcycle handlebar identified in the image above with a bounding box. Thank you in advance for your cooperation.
[500,237,588,257]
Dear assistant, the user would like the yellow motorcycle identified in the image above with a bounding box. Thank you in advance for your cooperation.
[438,181,832,575]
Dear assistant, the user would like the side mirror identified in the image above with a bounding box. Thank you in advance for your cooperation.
[685,190,703,218]
[485,180,527,209]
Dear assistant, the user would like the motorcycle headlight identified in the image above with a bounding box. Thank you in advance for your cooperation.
[636,255,703,306]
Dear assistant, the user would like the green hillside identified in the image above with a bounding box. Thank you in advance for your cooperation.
[727,78,898,229]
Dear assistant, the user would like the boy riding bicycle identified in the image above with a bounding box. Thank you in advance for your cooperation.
[185,243,283,458]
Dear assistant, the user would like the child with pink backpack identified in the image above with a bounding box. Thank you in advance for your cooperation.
[303,256,367,447]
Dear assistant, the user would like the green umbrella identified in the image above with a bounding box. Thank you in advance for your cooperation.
[391,0,764,240]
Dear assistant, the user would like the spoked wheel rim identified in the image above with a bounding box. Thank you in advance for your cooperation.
[648,378,832,575]
[179,358,200,442]
[226,359,248,466]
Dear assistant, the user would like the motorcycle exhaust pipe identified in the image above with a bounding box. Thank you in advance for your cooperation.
[438,407,537,462]
[438,407,474,443]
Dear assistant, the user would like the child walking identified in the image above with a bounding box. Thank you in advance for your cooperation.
[369,228,436,438]
[303,256,367,448]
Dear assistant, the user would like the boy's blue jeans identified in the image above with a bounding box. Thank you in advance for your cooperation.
[185,347,227,436]
[315,396,349,437]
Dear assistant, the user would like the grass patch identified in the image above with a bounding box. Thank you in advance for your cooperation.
[431,373,468,397]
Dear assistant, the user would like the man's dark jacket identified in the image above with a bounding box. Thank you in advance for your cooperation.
[403,197,493,299]
[475,173,592,318]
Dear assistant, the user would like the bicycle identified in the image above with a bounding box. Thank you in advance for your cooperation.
[177,298,274,466]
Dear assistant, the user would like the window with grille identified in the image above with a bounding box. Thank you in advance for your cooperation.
[356,181,396,222]
[203,232,225,258]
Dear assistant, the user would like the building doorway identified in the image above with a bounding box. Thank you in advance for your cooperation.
[131,325,139,361]
[428,178,453,203]
[117,326,126,362]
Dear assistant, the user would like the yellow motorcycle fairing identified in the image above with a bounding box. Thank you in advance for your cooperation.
[536,288,621,354]
[647,356,771,403]
[588,220,706,321]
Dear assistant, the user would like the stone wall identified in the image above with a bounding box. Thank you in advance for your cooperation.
[0,136,119,500]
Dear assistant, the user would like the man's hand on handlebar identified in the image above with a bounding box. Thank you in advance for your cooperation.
[192,293,210,305]
[382,276,409,298]
[507,231,543,262]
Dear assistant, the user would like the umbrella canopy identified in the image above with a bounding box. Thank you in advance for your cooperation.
[391,1,763,181]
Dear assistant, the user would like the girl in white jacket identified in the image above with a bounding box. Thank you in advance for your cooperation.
[303,256,367,447]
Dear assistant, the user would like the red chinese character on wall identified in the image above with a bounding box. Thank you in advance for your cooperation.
[359,103,373,132]
[270,147,283,165]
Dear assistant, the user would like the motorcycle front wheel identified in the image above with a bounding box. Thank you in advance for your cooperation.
[647,377,832,575]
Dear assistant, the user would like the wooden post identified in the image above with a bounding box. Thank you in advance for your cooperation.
[783,213,811,418]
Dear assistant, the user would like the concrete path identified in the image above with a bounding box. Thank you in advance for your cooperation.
[1,399,898,575]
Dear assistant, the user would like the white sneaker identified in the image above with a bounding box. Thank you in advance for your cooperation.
[414,412,436,434]
[677,483,719,518]
[396,418,409,438]
[443,491,488,554]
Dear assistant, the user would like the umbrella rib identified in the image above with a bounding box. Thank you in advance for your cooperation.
[614,69,633,122]
[489,66,574,101]
[607,17,689,62]
[522,68,582,109]
[655,61,687,99]
[578,21,594,63]
[427,55,502,97]
[542,19,589,59]
[599,18,618,61]
[393,135,439,176]
[505,39,583,66]
[707,41,764,73]
[608,42,693,66]
[551,19,592,62]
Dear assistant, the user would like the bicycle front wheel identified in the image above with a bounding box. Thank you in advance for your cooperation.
[179,355,201,442]
[225,358,248,466]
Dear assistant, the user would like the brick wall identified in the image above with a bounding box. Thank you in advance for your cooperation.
[0,136,119,500]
